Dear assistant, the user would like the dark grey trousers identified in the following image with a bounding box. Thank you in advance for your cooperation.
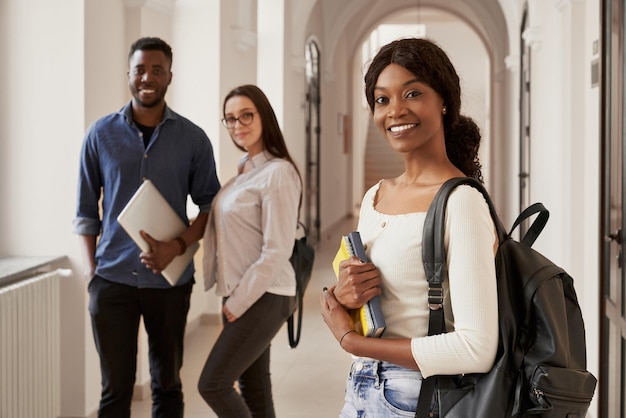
[197,292,295,418]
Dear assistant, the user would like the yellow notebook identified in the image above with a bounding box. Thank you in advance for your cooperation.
[332,232,386,338]
[331,235,352,277]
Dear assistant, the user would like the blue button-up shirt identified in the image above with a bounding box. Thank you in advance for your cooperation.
[73,101,221,288]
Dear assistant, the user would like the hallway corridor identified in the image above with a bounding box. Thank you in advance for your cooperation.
[130,216,357,418]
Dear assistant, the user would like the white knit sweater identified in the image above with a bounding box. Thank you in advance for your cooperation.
[357,182,498,378]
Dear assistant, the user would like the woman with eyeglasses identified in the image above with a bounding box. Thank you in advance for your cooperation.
[198,84,302,418]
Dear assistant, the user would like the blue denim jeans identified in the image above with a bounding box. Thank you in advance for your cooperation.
[339,360,426,418]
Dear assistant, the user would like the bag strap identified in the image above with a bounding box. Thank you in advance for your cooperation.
[416,177,505,418]
[416,178,550,417]
[287,301,304,347]
[287,221,308,348]
[422,177,505,320]
[509,202,549,247]
[417,178,550,417]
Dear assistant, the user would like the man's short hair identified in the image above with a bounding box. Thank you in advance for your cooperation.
[128,37,173,67]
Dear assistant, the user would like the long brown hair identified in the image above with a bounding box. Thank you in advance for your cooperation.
[223,84,304,206]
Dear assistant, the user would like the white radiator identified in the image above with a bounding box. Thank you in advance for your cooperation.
[0,269,67,418]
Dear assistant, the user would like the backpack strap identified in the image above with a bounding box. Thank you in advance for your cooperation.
[422,177,505,319]
[509,202,549,247]
[416,177,505,418]
[417,178,550,418]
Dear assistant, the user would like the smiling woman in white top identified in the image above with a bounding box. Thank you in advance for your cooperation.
[319,38,498,418]
[198,85,302,418]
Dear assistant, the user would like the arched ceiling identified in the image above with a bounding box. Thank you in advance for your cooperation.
[293,0,517,77]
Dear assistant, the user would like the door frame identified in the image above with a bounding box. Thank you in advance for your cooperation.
[304,38,321,243]
[600,0,626,416]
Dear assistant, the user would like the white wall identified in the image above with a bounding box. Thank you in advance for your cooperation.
[582,3,601,415]
[0,0,89,415]
[268,0,310,213]
[171,0,223,341]
[320,34,353,230]
[218,0,258,180]
[0,1,84,257]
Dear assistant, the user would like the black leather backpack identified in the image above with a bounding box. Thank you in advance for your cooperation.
[415,177,597,418]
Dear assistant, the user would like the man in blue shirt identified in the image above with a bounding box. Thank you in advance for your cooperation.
[73,37,220,418]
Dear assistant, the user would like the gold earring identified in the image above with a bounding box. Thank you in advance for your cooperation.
[442,106,447,115]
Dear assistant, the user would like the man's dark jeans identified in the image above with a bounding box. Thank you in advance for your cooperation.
[88,276,193,418]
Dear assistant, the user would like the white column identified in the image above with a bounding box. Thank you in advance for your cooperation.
[258,0,286,125]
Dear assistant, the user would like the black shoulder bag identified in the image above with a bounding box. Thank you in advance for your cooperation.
[287,222,315,348]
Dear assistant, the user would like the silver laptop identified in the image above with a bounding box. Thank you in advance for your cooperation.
[117,179,199,286]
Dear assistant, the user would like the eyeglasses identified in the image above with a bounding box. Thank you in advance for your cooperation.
[221,111,257,128]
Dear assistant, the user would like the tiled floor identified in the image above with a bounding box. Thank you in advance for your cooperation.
[131,216,357,418]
